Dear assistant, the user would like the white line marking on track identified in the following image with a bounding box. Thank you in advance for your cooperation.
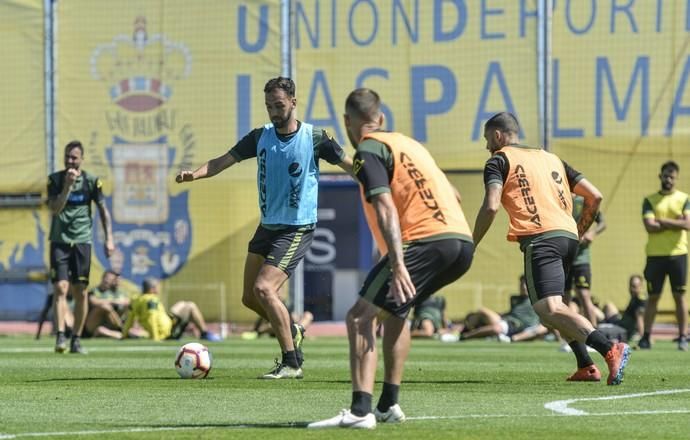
[544,388,690,415]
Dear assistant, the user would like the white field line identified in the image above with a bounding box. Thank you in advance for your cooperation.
[2,390,689,438]
[544,388,690,415]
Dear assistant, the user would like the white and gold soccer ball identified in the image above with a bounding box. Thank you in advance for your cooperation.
[174,342,212,379]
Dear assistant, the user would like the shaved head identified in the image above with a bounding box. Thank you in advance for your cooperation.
[345,88,381,122]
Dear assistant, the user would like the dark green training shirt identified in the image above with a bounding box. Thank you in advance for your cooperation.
[47,170,104,244]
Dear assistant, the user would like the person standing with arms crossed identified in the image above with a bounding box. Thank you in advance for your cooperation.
[176,77,353,378]
[48,140,115,354]
[639,161,689,351]
[309,88,474,429]
[472,112,630,385]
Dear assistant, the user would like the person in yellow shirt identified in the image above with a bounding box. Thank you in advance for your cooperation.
[639,161,690,351]
[122,278,221,342]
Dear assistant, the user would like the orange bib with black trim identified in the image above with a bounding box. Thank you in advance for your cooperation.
[499,146,577,241]
[359,132,472,254]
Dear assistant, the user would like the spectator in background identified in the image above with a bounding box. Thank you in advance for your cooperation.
[599,275,646,344]
[639,161,689,351]
[122,278,221,342]
[47,140,115,354]
[83,271,145,339]
[410,296,448,339]
[459,275,548,343]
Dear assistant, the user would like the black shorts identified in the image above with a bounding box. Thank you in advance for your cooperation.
[644,254,687,295]
[358,239,474,318]
[168,314,190,340]
[522,236,579,303]
[50,242,92,285]
[503,316,527,336]
[247,225,314,277]
[565,264,592,291]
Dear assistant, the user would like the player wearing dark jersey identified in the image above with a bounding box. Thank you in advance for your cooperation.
[176,77,353,378]
[473,112,630,386]
[48,140,114,355]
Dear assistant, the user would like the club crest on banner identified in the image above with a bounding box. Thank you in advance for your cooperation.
[90,16,194,285]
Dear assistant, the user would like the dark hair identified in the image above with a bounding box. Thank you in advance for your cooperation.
[485,112,521,134]
[345,88,381,121]
[104,269,119,277]
[661,160,679,174]
[629,274,643,284]
[264,77,295,97]
[142,277,159,293]
[64,140,84,156]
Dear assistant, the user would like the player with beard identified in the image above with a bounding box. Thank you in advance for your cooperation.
[639,161,690,351]
[176,77,354,378]
[48,140,115,354]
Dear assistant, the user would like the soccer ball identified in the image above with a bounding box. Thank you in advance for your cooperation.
[174,342,212,379]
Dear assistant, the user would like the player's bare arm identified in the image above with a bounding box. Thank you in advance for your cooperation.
[337,155,356,179]
[371,192,416,306]
[97,202,115,258]
[176,152,237,182]
[48,169,79,214]
[572,178,603,238]
[656,215,690,231]
[581,212,606,246]
[472,182,502,246]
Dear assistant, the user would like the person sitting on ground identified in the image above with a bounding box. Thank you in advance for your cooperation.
[410,296,449,338]
[122,277,221,342]
[83,270,125,339]
[598,274,646,343]
[83,270,145,339]
[459,275,548,343]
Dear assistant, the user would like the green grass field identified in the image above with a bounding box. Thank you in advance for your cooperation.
[0,335,688,439]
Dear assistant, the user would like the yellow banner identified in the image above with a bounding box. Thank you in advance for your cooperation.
[0,0,46,279]
[550,1,690,310]
[56,0,281,317]
[294,0,540,170]
[0,0,45,192]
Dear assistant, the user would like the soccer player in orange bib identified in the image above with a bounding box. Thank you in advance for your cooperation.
[309,89,474,429]
[472,112,630,386]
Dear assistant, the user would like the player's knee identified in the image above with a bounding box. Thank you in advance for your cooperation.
[181,301,196,310]
[241,293,254,309]
[346,306,375,331]
[252,283,276,302]
[54,280,70,295]
[533,299,561,320]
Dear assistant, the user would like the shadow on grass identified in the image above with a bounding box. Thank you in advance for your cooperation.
[146,422,311,429]
[309,379,491,385]
[24,377,198,382]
